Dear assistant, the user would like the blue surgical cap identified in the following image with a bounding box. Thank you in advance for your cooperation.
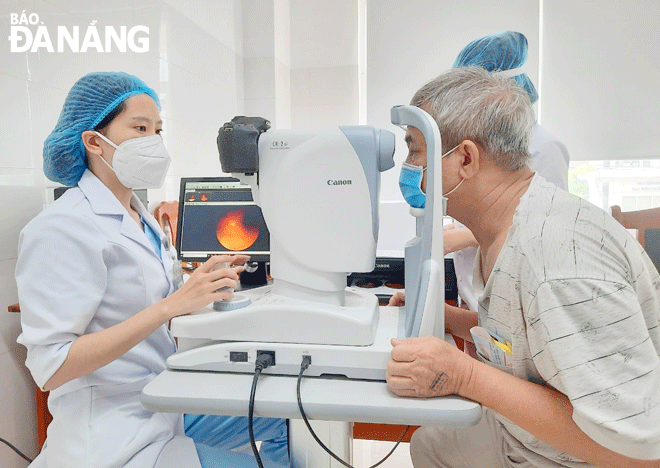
[453,31,538,104]
[43,71,160,186]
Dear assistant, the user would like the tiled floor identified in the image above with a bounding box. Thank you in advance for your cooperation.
[353,440,414,468]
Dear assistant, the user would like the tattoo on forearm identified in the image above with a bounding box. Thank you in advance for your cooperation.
[430,372,448,390]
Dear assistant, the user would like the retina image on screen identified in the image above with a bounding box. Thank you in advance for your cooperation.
[176,177,270,262]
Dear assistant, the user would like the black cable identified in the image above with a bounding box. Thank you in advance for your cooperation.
[249,367,265,468]
[0,436,33,463]
[249,353,275,468]
[296,356,410,468]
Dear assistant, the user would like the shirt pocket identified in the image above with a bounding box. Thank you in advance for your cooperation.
[477,350,515,376]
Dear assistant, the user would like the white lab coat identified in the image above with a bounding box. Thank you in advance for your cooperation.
[453,124,570,312]
[16,170,200,468]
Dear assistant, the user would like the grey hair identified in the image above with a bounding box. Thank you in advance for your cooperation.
[410,66,534,171]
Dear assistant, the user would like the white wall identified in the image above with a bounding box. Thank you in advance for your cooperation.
[243,0,292,129]
[290,0,359,128]
[540,0,660,161]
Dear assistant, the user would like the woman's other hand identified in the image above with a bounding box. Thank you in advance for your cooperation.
[443,224,478,255]
[388,291,406,307]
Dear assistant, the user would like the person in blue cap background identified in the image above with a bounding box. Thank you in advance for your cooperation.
[444,31,572,318]
[16,72,289,468]
[452,30,570,192]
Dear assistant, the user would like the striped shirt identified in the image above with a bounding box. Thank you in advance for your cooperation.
[473,174,660,464]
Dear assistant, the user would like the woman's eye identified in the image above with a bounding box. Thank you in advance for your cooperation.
[136,126,147,132]
[156,129,163,135]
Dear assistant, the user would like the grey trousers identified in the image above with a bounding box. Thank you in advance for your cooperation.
[410,408,535,468]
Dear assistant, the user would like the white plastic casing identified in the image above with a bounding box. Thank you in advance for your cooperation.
[254,129,376,295]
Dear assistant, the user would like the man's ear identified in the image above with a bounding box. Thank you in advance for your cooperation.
[457,140,480,179]
[81,130,103,157]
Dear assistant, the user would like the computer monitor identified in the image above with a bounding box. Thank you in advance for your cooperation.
[176,177,270,263]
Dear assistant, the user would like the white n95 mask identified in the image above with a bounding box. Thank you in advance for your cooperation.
[94,132,171,189]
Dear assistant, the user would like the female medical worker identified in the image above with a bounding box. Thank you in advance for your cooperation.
[15,72,289,468]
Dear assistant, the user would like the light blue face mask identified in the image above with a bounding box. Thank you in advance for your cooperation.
[398,144,461,208]
[399,162,427,208]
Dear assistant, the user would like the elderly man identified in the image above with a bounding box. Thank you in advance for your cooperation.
[387,67,660,468]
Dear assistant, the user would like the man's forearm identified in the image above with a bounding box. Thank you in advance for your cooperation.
[464,360,659,468]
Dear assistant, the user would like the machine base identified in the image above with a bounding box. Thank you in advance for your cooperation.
[171,285,380,347]
[168,306,399,381]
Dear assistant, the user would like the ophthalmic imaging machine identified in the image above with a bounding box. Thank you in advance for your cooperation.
[141,106,481,468]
